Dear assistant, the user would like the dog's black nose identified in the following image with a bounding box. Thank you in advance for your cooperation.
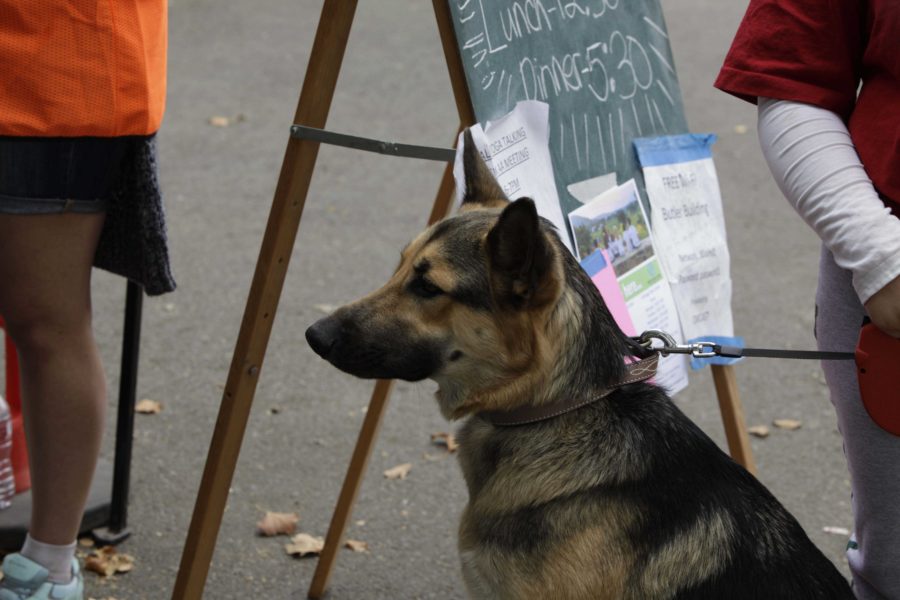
[306,317,341,359]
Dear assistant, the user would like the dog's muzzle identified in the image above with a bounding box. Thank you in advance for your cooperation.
[306,314,445,381]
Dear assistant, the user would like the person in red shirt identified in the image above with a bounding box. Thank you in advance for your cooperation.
[0,3,171,598]
[716,1,900,598]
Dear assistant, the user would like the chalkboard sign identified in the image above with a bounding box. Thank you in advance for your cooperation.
[448,0,689,235]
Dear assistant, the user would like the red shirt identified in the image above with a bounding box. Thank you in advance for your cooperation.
[0,1,167,137]
[714,0,900,210]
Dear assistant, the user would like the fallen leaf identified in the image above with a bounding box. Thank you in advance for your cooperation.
[256,511,299,536]
[430,432,459,453]
[823,526,850,536]
[207,114,245,128]
[285,533,324,557]
[773,419,802,431]
[383,463,412,480]
[84,547,135,577]
[747,425,770,438]
[135,399,162,414]
[345,539,368,552]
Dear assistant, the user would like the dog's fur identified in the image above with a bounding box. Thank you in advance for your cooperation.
[306,133,853,599]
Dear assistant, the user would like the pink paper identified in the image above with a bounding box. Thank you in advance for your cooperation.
[588,249,636,336]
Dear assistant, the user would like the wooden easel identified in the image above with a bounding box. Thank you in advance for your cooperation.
[171,2,755,598]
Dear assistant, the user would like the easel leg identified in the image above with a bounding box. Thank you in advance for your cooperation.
[308,135,461,599]
[307,380,394,599]
[307,3,471,592]
[711,364,757,475]
[171,2,359,598]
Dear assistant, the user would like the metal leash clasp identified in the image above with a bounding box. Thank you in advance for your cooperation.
[635,330,720,358]
[637,330,678,354]
[688,341,719,358]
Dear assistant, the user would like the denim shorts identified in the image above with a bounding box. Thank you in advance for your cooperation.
[0,136,134,214]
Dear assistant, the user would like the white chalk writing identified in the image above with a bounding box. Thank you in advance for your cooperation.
[452,0,680,180]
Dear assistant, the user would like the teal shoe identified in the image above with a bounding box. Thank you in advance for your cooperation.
[0,553,83,600]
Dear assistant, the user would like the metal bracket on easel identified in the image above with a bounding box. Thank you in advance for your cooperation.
[290,125,455,162]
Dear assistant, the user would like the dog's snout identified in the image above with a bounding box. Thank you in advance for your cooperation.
[306,317,341,359]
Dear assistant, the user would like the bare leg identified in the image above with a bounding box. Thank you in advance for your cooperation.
[0,212,106,545]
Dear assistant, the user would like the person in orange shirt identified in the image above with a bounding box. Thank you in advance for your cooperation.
[0,3,172,598]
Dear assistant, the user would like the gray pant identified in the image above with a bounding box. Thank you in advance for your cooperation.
[817,247,900,599]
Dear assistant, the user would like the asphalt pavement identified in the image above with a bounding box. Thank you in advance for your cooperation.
[69,0,854,597]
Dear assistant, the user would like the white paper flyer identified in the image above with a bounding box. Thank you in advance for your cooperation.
[568,179,689,395]
[633,135,735,351]
[453,101,574,254]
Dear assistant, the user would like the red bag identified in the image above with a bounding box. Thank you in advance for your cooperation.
[856,323,900,435]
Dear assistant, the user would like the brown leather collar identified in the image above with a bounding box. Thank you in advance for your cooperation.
[482,354,659,427]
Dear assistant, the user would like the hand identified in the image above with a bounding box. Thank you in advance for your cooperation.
[865,274,900,338]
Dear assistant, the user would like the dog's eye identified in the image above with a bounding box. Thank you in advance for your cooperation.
[410,278,444,299]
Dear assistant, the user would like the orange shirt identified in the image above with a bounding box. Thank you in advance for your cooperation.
[0,1,167,137]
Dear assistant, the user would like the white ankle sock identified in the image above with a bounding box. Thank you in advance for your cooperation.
[20,534,76,584]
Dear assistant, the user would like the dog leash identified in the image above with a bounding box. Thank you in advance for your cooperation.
[484,353,659,426]
[633,330,856,361]
[485,331,854,427]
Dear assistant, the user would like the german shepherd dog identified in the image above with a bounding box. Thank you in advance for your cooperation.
[306,133,853,599]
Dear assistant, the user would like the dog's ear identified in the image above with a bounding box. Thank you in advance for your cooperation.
[461,129,509,211]
[487,198,556,308]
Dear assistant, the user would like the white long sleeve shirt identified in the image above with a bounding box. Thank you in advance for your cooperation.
[757,97,900,304]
